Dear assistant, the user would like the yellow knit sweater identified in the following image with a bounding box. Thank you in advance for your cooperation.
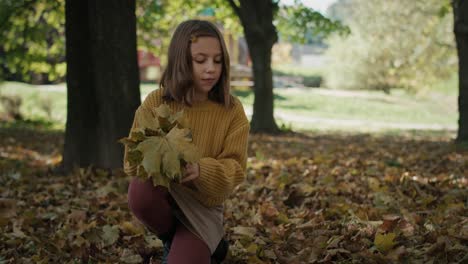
[123,88,250,207]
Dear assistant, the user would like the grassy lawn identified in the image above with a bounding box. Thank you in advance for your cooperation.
[0,79,458,132]
[0,82,67,129]
[234,87,456,125]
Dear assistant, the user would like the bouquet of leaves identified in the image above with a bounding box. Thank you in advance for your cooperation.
[119,104,200,189]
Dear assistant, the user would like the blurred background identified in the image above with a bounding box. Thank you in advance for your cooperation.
[0,0,459,133]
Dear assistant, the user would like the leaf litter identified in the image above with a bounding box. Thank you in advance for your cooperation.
[0,127,466,263]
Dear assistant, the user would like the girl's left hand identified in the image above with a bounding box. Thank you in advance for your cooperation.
[181,163,200,183]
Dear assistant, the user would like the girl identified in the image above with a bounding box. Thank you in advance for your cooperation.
[123,20,250,264]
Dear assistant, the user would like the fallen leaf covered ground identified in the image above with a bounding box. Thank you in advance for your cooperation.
[0,124,467,263]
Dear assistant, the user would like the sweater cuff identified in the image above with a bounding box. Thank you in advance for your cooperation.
[194,157,223,196]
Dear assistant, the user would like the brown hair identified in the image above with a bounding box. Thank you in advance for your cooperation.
[160,19,232,108]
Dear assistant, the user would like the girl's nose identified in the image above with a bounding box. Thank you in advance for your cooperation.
[205,60,215,73]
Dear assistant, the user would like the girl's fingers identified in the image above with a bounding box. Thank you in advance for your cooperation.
[181,163,199,183]
[181,173,196,183]
[187,166,194,174]
[184,167,193,176]
[185,165,194,174]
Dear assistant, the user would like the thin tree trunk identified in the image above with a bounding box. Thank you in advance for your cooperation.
[453,0,468,143]
[63,0,140,172]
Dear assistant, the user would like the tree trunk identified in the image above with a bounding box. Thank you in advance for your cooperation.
[453,0,468,143]
[248,36,278,133]
[63,0,140,172]
[227,0,280,134]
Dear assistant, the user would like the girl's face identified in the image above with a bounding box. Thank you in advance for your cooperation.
[190,36,223,101]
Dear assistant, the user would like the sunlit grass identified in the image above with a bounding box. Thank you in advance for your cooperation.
[0,79,458,133]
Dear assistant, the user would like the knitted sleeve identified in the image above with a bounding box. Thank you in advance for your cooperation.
[123,109,139,177]
[193,102,250,205]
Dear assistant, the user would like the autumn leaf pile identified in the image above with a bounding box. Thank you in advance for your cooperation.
[119,104,200,188]
[0,124,467,263]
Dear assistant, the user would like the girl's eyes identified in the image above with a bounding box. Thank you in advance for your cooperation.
[194,58,222,64]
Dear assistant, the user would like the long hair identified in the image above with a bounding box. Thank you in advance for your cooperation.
[160,19,232,107]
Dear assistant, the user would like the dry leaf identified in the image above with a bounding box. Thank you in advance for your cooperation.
[374,232,396,253]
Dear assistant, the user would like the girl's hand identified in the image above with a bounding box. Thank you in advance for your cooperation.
[181,163,200,183]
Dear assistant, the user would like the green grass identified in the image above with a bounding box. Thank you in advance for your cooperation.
[234,88,456,123]
[0,82,67,129]
[141,83,156,96]
[0,80,458,133]
[432,73,458,96]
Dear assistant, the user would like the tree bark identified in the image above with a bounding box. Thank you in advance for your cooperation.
[248,37,278,133]
[453,0,468,143]
[63,0,140,172]
[227,0,280,134]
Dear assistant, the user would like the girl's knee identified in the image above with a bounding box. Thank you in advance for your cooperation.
[168,225,210,264]
[127,178,168,217]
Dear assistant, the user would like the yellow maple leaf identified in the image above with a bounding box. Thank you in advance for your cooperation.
[136,137,163,178]
[125,150,142,165]
[118,138,138,149]
[121,103,200,189]
[129,128,146,142]
[137,165,148,179]
[170,109,190,127]
[151,170,171,189]
[154,104,171,118]
[374,232,396,253]
[136,106,159,131]
[119,221,145,235]
[162,148,181,181]
[166,127,200,163]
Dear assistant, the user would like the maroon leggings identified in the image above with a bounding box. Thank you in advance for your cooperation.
[128,178,210,264]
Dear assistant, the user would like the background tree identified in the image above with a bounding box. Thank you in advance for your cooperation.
[2,0,345,135]
[226,0,346,133]
[324,0,456,93]
[276,3,349,45]
[227,0,280,133]
[63,0,140,171]
[0,0,65,83]
[453,0,468,143]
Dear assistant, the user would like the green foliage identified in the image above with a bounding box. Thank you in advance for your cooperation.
[136,0,242,66]
[0,0,349,83]
[0,0,65,82]
[438,0,452,17]
[1,0,243,83]
[324,0,456,92]
[276,2,350,44]
[301,75,322,87]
